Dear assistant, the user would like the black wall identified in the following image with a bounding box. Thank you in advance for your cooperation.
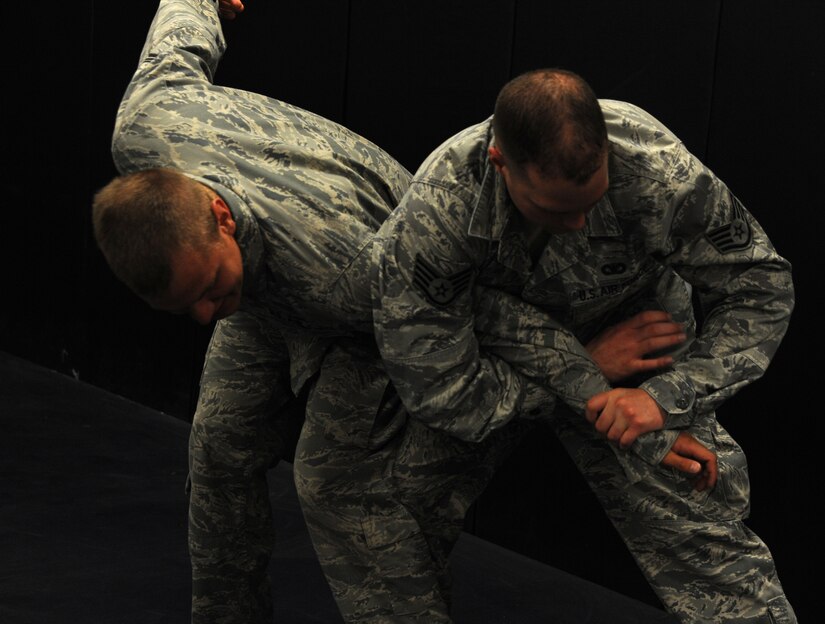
[6,1,821,618]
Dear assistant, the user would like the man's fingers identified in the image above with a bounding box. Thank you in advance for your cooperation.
[641,319,683,335]
[665,432,720,491]
[605,419,626,442]
[594,411,614,435]
[661,450,702,475]
[693,473,710,492]
[642,332,687,353]
[618,427,640,449]
[690,452,717,491]
[585,392,609,423]
[584,406,597,424]
[218,0,245,18]
[631,356,674,373]
[705,453,719,489]
[628,310,673,327]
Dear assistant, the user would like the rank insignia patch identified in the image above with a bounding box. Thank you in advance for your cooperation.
[706,196,752,254]
[413,254,474,306]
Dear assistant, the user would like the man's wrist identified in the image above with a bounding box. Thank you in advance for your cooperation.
[639,372,695,429]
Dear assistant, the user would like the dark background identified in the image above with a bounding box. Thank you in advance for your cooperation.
[5,0,821,618]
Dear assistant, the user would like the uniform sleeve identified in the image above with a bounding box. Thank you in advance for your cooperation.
[475,286,680,475]
[373,181,553,442]
[472,286,612,412]
[640,145,794,428]
[112,0,225,168]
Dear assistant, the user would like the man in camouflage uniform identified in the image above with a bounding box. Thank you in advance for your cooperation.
[368,69,797,623]
[92,1,420,621]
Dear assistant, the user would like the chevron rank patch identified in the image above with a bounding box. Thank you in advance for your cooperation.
[413,254,473,306]
[706,195,753,254]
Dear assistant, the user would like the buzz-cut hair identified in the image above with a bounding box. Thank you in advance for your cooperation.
[91,168,218,298]
[493,68,607,184]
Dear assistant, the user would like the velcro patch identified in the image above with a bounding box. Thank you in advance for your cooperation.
[706,195,752,254]
[413,255,473,306]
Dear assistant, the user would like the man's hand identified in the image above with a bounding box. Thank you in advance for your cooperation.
[218,0,245,20]
[585,388,665,448]
[586,310,686,382]
[661,431,718,491]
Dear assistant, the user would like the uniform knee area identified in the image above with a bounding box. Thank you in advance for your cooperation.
[292,453,319,510]
[189,407,284,481]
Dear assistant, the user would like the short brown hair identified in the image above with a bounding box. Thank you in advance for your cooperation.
[92,168,218,298]
[493,68,607,184]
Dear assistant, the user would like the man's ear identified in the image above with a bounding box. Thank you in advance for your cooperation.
[488,145,506,173]
[209,197,236,236]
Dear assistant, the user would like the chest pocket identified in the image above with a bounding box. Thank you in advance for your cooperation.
[523,238,663,328]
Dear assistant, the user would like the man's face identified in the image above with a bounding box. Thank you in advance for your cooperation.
[490,147,609,233]
[146,198,244,325]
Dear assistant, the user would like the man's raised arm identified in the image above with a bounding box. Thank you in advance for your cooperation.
[114,0,242,151]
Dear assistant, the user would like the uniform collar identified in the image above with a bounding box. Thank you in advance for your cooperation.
[467,126,513,242]
[583,193,622,237]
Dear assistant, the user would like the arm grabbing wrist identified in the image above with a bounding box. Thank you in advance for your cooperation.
[585,387,665,449]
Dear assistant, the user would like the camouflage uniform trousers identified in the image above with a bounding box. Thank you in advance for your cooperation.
[188,309,305,624]
[296,351,797,624]
[187,308,521,624]
[543,406,797,624]
[293,342,529,623]
[190,314,796,624]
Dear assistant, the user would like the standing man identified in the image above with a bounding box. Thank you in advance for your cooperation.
[371,69,797,623]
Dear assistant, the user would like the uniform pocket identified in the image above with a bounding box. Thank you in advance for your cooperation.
[709,420,752,520]
[656,418,751,523]
[368,383,408,451]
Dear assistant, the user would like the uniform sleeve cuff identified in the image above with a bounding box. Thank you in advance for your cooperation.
[639,371,696,429]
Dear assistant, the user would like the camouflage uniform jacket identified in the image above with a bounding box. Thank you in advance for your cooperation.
[374,100,793,468]
[112,0,411,392]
